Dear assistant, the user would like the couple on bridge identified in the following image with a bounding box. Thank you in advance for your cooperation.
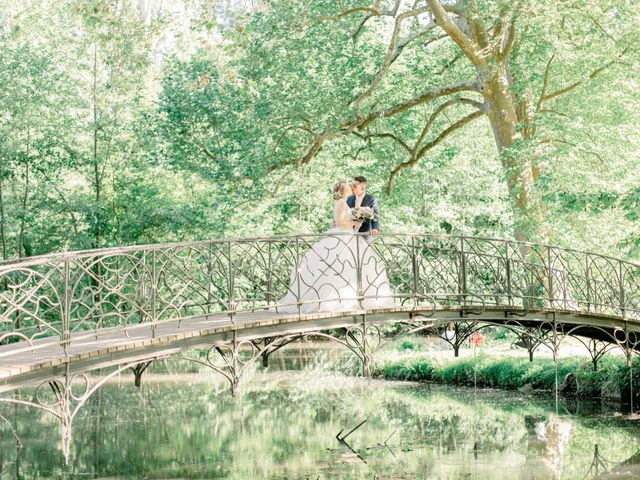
[277,176,396,314]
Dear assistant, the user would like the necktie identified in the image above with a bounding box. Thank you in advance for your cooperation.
[356,196,363,208]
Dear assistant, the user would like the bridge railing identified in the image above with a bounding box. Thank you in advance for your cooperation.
[0,234,638,354]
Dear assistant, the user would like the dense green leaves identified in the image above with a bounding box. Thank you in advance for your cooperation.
[0,0,638,261]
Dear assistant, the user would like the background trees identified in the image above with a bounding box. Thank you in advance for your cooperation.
[0,0,638,261]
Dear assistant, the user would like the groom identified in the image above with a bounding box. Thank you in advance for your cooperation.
[347,176,380,239]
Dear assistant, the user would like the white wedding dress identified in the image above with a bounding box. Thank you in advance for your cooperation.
[276,200,396,314]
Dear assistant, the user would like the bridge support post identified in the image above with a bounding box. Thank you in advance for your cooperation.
[458,238,467,311]
[342,315,378,377]
[585,339,613,371]
[227,241,236,325]
[204,343,241,397]
[361,315,370,377]
[513,329,541,362]
[230,377,240,398]
[183,332,248,397]
[356,236,363,310]
[130,361,153,388]
[62,260,71,352]
[362,356,371,377]
[614,326,640,412]
[253,336,301,370]
[218,331,241,397]
[447,321,477,358]
[231,334,240,397]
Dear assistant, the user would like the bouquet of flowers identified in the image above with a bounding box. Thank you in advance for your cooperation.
[351,206,375,225]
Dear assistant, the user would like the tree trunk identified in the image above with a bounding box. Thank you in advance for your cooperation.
[0,176,7,260]
[138,0,151,24]
[92,43,101,250]
[482,67,548,244]
[90,44,104,321]
[18,160,30,258]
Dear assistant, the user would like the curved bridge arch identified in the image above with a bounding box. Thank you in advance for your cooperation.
[0,233,637,393]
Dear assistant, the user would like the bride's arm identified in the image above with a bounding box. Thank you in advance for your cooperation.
[335,203,361,228]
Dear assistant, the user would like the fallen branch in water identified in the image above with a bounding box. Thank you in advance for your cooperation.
[335,419,368,464]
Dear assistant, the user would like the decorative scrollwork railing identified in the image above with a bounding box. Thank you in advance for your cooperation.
[0,234,639,355]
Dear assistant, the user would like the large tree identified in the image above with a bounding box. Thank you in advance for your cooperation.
[1,0,638,261]
[239,0,638,243]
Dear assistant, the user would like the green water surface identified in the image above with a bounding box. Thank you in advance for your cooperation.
[0,348,639,479]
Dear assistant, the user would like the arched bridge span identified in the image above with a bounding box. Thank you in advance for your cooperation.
[0,233,638,393]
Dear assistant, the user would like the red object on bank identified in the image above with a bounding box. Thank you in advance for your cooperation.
[471,332,483,347]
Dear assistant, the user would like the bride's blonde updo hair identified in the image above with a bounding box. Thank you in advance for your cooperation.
[333,180,350,200]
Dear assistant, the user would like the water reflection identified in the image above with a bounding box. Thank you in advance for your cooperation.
[1,349,640,479]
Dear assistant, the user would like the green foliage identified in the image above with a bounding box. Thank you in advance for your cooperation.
[0,0,638,261]
[493,327,515,341]
[377,353,640,399]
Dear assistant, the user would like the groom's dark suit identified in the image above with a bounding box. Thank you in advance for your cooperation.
[346,193,380,234]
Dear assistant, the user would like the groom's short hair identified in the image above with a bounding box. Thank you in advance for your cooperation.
[354,176,367,184]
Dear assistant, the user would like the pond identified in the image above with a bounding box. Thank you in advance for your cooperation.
[0,345,639,479]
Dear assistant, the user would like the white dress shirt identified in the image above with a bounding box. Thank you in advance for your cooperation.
[355,195,364,208]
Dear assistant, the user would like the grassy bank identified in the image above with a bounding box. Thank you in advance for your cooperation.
[375,352,640,400]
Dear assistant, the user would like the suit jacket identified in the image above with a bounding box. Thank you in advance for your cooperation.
[346,193,380,233]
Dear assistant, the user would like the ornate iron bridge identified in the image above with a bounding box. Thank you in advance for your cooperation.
[1,233,639,461]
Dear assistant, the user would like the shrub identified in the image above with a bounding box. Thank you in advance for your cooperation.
[376,353,638,399]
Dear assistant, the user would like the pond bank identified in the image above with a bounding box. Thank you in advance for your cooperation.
[374,352,640,402]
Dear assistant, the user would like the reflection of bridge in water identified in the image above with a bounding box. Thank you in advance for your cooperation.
[0,234,639,462]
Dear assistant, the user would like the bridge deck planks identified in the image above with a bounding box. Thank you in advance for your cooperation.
[0,306,399,383]
[0,311,277,379]
[0,304,636,392]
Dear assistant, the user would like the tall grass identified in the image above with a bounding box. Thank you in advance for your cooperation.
[376,353,639,399]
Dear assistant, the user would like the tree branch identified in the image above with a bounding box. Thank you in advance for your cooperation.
[351,98,484,164]
[355,79,481,131]
[576,9,619,43]
[535,54,555,112]
[412,97,484,156]
[424,32,448,49]
[386,109,484,194]
[351,6,434,112]
[351,0,402,39]
[351,14,374,40]
[293,79,481,168]
[538,108,571,118]
[495,21,516,63]
[492,2,521,63]
[298,131,337,166]
[316,5,382,22]
[414,109,484,160]
[266,168,294,196]
[202,146,216,161]
[435,53,461,75]
[316,0,402,36]
[353,131,413,153]
[466,0,490,50]
[540,48,628,104]
[271,124,315,156]
[538,137,606,166]
[427,0,484,66]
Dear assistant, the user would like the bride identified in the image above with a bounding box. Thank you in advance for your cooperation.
[276,181,396,314]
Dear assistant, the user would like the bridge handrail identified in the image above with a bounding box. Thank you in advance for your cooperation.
[1,233,639,353]
[1,233,638,270]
